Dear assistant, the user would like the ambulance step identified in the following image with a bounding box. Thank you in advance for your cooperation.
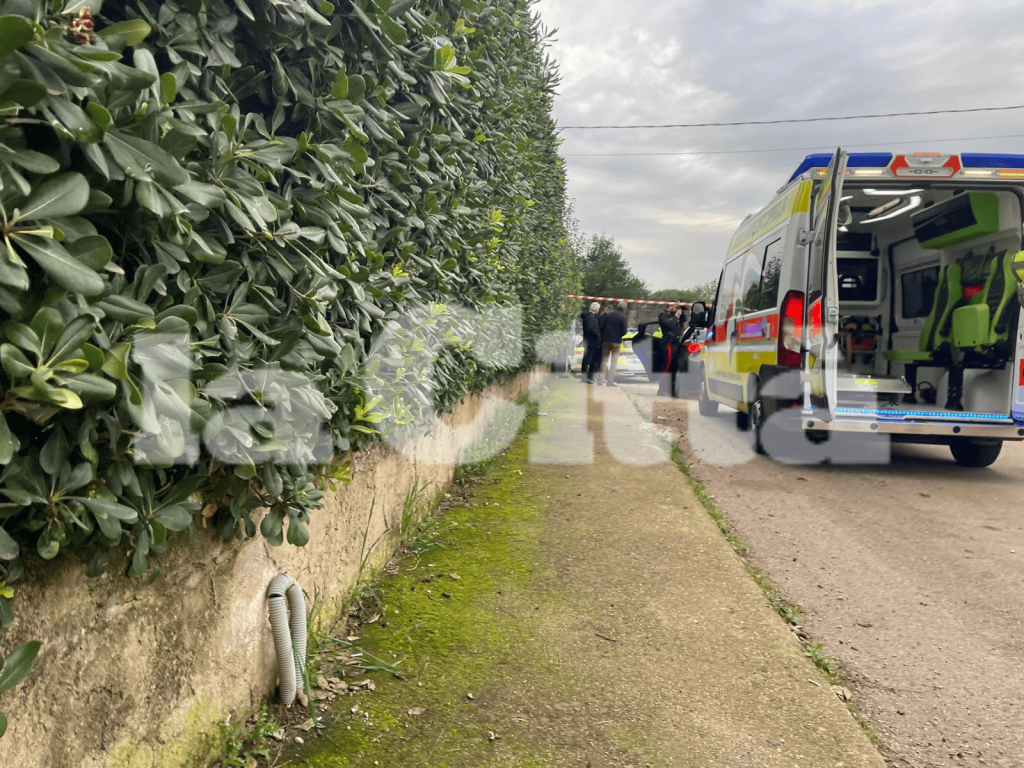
[836,373,912,395]
[835,406,1014,423]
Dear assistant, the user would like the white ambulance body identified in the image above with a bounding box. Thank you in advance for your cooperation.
[690,150,1024,466]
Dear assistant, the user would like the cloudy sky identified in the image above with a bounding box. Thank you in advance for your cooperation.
[532,0,1024,293]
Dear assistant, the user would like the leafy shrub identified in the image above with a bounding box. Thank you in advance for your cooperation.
[0,0,579,725]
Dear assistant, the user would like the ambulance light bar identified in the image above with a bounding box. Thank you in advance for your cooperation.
[789,152,1024,184]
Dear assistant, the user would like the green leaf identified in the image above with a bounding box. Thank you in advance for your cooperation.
[5,323,40,358]
[63,373,117,402]
[150,519,167,547]
[0,641,41,694]
[160,72,176,105]
[436,45,456,71]
[92,509,121,540]
[0,415,19,464]
[11,234,105,296]
[86,102,112,131]
[103,131,190,186]
[94,294,154,322]
[98,19,152,46]
[24,385,83,409]
[30,308,62,359]
[81,189,113,216]
[0,711,7,739]
[154,504,192,531]
[5,150,59,175]
[0,79,46,108]
[286,517,309,546]
[173,180,225,208]
[346,74,366,103]
[0,16,35,62]
[48,315,95,365]
[79,498,139,523]
[15,173,90,222]
[100,342,129,380]
[331,70,348,100]
[64,462,93,493]
[0,343,34,378]
[388,0,414,15]
[36,532,58,559]
[67,235,113,270]
[0,527,18,560]
[379,15,407,45]
[45,97,102,143]
[80,343,104,371]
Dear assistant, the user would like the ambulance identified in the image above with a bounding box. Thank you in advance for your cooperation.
[688,150,1024,467]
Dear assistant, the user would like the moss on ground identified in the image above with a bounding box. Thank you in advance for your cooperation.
[291,411,567,767]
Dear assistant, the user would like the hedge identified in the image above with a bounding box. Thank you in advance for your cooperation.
[0,0,579,730]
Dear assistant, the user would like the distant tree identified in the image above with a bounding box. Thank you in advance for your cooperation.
[579,235,648,299]
[647,280,718,304]
[648,288,689,302]
[692,279,719,304]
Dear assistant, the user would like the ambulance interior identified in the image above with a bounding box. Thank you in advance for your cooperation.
[832,185,1022,414]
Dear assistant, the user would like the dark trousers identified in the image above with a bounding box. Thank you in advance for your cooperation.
[582,338,602,381]
[658,340,682,397]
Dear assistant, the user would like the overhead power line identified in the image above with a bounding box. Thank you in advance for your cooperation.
[562,132,1024,158]
[558,104,1024,130]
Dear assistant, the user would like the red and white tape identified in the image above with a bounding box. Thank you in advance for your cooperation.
[563,295,691,306]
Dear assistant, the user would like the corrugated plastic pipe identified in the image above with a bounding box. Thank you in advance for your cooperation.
[267,574,307,705]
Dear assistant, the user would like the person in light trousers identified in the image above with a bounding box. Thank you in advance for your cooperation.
[598,301,628,386]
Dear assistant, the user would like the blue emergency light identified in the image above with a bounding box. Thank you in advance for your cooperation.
[788,152,1024,184]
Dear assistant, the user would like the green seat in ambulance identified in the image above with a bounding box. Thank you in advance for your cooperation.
[885,263,962,364]
[951,248,1018,353]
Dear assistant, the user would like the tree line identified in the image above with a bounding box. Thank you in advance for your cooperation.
[574,233,718,305]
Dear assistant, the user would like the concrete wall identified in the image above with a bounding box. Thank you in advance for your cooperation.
[0,371,542,768]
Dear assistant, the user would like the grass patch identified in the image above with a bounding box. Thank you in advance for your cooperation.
[211,705,280,768]
[285,403,568,767]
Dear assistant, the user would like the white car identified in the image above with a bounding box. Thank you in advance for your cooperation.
[567,321,647,378]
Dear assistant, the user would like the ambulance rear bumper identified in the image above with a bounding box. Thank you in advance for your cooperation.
[803,414,1024,440]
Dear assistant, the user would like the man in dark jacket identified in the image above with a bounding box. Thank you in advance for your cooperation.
[580,302,602,384]
[657,303,688,397]
[599,301,629,386]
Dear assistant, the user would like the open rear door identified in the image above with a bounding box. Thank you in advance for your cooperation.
[803,148,849,420]
[1013,252,1024,422]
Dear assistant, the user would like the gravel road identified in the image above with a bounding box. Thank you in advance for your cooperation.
[621,378,1024,768]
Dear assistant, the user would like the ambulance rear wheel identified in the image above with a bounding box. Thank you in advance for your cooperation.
[950,438,1002,468]
[698,375,718,417]
[748,385,766,455]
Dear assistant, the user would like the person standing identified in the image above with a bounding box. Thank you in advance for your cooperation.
[599,301,629,387]
[581,302,602,384]
[658,303,684,397]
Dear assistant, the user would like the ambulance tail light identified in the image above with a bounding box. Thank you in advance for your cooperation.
[778,291,804,368]
[687,342,702,355]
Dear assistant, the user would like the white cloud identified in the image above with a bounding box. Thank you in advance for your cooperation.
[534,0,1024,291]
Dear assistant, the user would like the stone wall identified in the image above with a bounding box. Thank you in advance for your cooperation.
[0,370,544,768]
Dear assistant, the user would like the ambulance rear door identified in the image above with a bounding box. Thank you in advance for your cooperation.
[803,148,849,420]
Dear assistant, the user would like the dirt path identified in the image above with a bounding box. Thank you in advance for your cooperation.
[290,377,885,767]
[622,379,1024,768]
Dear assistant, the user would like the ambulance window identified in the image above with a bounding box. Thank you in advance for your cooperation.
[837,258,878,302]
[738,250,762,312]
[715,257,745,324]
[901,266,940,319]
[744,238,783,311]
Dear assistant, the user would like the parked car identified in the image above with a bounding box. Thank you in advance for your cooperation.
[567,320,649,379]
